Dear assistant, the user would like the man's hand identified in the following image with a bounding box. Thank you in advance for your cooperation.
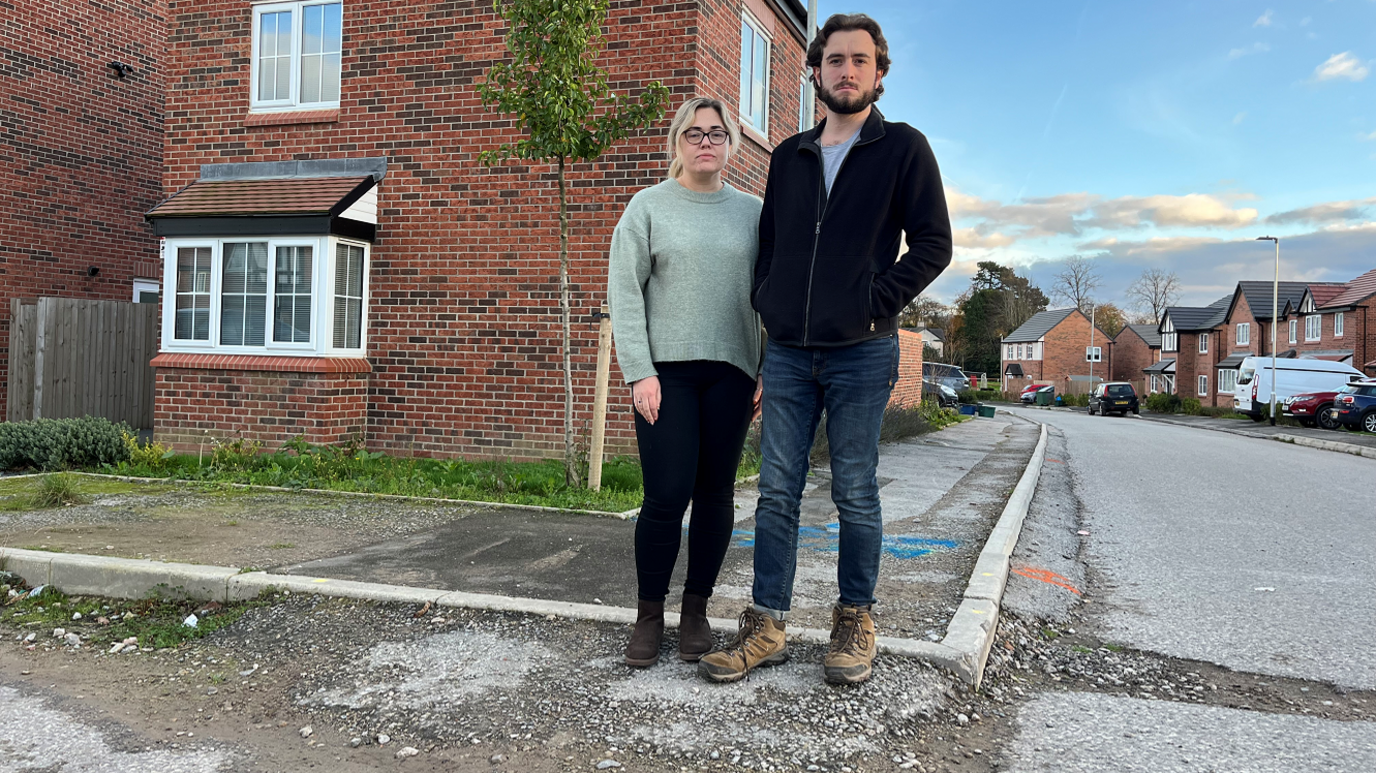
[632,376,662,425]
[752,375,764,423]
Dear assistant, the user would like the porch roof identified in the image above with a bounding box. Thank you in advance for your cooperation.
[147,176,375,218]
[1143,358,1176,374]
[1004,363,1024,376]
[1216,353,1250,368]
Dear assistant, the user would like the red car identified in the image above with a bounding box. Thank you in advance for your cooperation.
[1282,391,1342,430]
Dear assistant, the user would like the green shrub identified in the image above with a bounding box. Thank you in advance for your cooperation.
[957,389,979,404]
[1146,393,1181,414]
[30,473,89,508]
[0,417,131,471]
[975,389,1001,402]
[1180,398,1202,415]
[123,432,175,473]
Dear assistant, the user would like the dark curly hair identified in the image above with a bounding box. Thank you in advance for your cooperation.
[805,13,891,97]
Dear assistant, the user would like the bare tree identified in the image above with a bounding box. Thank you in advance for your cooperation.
[1050,256,1102,314]
[1124,268,1181,324]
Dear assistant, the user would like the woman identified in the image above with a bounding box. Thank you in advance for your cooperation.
[607,97,763,667]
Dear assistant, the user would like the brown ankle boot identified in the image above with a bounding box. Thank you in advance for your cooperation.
[677,593,713,662]
[624,600,664,667]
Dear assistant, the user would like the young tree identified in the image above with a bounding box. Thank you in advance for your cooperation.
[1124,268,1181,323]
[1050,255,1102,314]
[1092,302,1127,338]
[478,0,668,486]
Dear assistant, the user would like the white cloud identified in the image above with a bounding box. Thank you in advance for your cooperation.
[1254,10,1273,27]
[1300,16,1311,27]
[1266,198,1376,225]
[1228,42,1270,60]
[1233,112,1247,125]
[1313,52,1370,82]
[1364,130,1376,141]
[952,228,1017,249]
[1087,194,1258,230]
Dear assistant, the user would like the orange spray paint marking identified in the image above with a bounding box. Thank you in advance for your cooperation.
[1047,458,1064,464]
[1011,566,1082,595]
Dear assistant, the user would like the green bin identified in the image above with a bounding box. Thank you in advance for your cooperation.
[977,405,997,418]
[1034,391,1053,406]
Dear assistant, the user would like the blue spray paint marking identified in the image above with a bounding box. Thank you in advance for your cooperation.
[725,522,957,559]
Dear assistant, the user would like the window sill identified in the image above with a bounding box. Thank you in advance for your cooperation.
[151,352,370,374]
[245,108,340,128]
[740,123,774,152]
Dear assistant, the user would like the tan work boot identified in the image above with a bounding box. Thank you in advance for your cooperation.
[823,604,876,685]
[697,607,787,683]
[624,600,664,668]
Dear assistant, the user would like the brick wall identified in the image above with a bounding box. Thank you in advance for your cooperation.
[889,328,925,407]
[159,0,807,459]
[1110,328,1156,382]
[154,365,368,450]
[0,0,165,418]
[1041,311,1110,385]
[1357,302,1376,376]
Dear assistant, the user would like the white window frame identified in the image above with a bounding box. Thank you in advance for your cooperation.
[1005,344,1013,360]
[1161,317,1177,352]
[132,279,160,304]
[1305,314,1321,342]
[738,11,771,136]
[1218,368,1237,394]
[1198,332,1209,353]
[1288,318,1297,344]
[250,0,343,113]
[798,73,811,133]
[160,235,369,356]
[1198,374,1208,396]
[1236,322,1250,346]
[1335,312,1344,338]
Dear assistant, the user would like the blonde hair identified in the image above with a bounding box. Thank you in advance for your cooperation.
[666,97,740,180]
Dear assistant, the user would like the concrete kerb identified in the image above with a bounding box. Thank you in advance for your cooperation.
[1273,433,1376,460]
[0,420,1049,688]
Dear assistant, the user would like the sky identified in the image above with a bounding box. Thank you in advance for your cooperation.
[820,0,1376,309]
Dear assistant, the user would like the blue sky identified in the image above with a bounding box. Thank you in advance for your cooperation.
[823,1,1376,308]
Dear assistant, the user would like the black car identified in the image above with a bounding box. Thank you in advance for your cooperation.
[922,379,960,409]
[1333,379,1376,433]
[1089,382,1139,416]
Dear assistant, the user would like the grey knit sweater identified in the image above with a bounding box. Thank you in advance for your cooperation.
[607,178,763,385]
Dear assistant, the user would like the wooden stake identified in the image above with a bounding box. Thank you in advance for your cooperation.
[587,303,613,491]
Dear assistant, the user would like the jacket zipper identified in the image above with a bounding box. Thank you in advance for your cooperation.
[801,130,877,346]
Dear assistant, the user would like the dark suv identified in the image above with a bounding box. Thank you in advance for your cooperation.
[1333,379,1376,433]
[1089,382,1140,416]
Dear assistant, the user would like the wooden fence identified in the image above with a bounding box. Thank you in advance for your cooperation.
[7,298,159,428]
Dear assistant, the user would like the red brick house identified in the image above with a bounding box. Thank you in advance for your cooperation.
[1000,308,1111,391]
[0,0,166,419]
[1279,268,1376,376]
[143,0,841,459]
[1110,323,1159,384]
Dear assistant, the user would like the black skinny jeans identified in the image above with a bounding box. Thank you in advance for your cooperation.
[634,360,756,603]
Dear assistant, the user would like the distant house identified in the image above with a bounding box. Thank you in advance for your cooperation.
[1279,268,1376,376]
[1001,308,1111,389]
[1155,296,1230,404]
[1110,324,1161,385]
[912,326,945,355]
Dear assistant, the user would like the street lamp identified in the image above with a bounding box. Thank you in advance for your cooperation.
[1256,236,1279,426]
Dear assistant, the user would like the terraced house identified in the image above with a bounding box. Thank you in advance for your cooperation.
[1278,268,1376,376]
[144,0,822,458]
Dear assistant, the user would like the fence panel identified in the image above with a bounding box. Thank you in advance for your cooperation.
[8,297,158,429]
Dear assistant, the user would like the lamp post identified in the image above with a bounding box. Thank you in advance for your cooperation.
[1256,236,1280,426]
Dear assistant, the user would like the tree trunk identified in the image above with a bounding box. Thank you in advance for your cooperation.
[557,156,579,487]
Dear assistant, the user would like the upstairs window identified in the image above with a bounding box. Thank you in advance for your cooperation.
[1335,312,1345,337]
[252,1,343,111]
[1288,319,1297,344]
[1305,314,1321,342]
[1236,322,1250,346]
[1199,333,1209,353]
[739,13,770,135]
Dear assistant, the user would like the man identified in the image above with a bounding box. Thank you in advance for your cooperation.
[699,13,952,685]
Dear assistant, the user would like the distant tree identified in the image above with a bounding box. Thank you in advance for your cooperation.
[1093,302,1127,338]
[478,0,669,486]
[954,262,1048,376]
[899,296,951,331]
[1050,256,1102,314]
[1124,268,1181,324]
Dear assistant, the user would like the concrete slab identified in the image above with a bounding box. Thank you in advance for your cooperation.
[227,572,446,605]
[1,548,54,588]
[43,552,237,602]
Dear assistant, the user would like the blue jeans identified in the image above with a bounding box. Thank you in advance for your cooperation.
[751,334,898,619]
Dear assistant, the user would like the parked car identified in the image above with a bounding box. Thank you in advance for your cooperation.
[924,362,970,393]
[922,379,960,409]
[1020,384,1054,404]
[1088,382,1140,416]
[1333,379,1376,433]
[1282,391,1343,430]
[1232,356,1365,421]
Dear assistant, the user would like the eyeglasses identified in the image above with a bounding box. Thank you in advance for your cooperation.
[681,128,730,146]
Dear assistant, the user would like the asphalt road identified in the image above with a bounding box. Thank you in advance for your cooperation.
[1002,405,1376,772]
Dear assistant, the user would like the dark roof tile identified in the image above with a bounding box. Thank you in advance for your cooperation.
[1002,308,1077,343]
[147,176,373,218]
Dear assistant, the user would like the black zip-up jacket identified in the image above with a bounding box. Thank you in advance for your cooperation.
[752,108,953,348]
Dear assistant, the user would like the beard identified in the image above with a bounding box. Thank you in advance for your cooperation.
[816,80,879,115]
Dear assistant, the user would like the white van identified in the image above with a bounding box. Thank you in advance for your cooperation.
[1233,356,1365,420]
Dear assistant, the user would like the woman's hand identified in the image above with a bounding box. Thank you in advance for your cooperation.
[632,376,662,425]
[752,375,764,423]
